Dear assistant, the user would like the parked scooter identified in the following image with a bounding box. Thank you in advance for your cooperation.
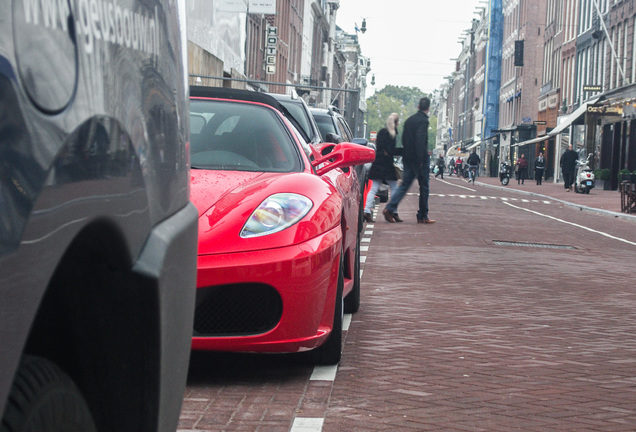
[499,162,511,186]
[574,154,595,194]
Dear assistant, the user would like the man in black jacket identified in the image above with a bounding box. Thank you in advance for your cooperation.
[560,144,578,191]
[382,97,435,224]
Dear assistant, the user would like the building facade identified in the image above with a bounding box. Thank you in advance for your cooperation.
[437,0,636,187]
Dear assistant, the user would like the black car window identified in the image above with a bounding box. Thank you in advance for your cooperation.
[337,117,353,142]
[313,115,337,141]
[279,100,312,141]
[190,99,302,173]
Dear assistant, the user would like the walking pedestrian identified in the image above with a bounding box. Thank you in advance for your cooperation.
[382,97,435,224]
[560,144,578,191]
[515,154,528,184]
[534,151,545,185]
[449,157,455,176]
[363,113,401,222]
[434,155,445,179]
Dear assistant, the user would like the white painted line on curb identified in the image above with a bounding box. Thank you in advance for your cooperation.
[310,365,337,381]
[343,313,352,331]
[290,417,324,432]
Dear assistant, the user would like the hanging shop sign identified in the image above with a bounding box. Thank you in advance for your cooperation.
[587,105,622,116]
[266,25,277,75]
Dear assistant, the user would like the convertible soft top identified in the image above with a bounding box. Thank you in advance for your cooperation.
[190,86,309,142]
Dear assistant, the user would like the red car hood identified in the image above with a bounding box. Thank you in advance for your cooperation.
[190,169,343,256]
[190,169,265,217]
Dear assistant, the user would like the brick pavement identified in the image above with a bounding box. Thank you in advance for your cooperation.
[322,177,636,431]
[179,175,636,432]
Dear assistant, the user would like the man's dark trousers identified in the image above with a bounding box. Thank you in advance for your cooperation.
[385,162,430,220]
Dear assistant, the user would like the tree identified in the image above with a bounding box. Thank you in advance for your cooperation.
[366,85,436,151]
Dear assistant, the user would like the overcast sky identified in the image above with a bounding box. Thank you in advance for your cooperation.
[335,0,486,96]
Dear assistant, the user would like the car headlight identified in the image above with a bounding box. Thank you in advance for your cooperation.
[240,193,313,238]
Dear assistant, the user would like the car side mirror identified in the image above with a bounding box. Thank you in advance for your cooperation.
[311,142,376,176]
[351,138,368,146]
[324,133,343,144]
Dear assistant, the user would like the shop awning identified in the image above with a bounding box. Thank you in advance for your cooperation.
[512,135,550,147]
[512,97,600,147]
[549,97,599,135]
[467,140,481,150]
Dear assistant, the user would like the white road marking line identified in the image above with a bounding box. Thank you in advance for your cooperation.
[343,313,352,331]
[364,229,373,235]
[361,237,371,243]
[361,245,369,252]
[310,365,338,381]
[360,256,367,263]
[290,417,324,432]
[504,201,636,246]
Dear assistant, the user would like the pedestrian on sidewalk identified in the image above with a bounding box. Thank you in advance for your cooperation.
[515,154,528,184]
[363,113,401,222]
[560,144,578,191]
[534,152,545,185]
[382,97,435,224]
[434,155,445,179]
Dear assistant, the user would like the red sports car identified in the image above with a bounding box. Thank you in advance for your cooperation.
[189,87,375,364]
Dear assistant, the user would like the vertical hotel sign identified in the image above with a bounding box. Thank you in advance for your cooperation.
[266,25,277,75]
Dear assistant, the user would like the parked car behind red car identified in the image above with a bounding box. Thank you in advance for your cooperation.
[189,86,375,364]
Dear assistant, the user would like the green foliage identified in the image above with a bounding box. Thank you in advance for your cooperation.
[366,85,435,151]
[599,169,610,180]
[618,168,631,181]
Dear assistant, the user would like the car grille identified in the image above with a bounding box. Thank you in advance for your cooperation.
[193,284,283,336]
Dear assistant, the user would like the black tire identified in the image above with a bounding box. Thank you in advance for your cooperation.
[310,248,344,365]
[1,356,97,432]
[502,177,509,186]
[344,232,361,313]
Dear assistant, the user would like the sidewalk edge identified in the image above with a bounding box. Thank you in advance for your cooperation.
[476,181,636,223]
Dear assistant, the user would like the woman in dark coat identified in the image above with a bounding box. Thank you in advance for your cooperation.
[363,113,401,222]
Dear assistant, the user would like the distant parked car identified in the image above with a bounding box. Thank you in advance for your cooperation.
[189,86,375,364]
[310,107,374,220]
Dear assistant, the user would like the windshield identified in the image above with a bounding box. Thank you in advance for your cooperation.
[190,100,302,172]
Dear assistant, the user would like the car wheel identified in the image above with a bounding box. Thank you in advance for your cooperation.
[344,232,361,313]
[310,247,344,365]
[1,355,97,432]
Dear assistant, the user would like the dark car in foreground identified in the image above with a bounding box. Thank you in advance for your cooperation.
[189,87,375,364]
[0,2,198,431]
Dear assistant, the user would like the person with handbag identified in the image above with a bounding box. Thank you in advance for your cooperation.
[382,97,435,224]
[363,113,401,222]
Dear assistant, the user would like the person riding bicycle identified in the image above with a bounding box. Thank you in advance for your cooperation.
[467,150,481,182]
